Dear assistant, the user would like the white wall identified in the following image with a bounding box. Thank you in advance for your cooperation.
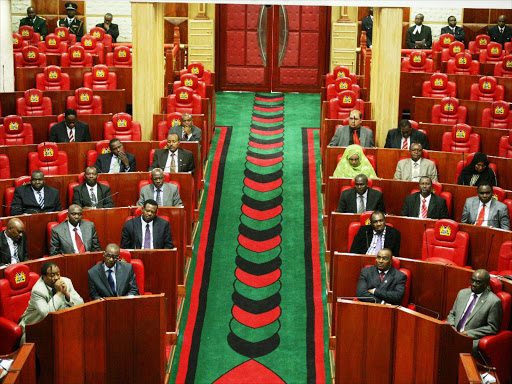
[409,7,463,42]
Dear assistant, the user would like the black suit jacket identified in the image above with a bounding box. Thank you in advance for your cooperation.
[384,128,430,150]
[401,192,449,220]
[72,182,114,208]
[488,25,512,47]
[95,23,119,43]
[406,25,432,49]
[49,121,91,143]
[58,18,84,41]
[94,152,136,173]
[88,261,139,300]
[121,216,174,249]
[149,147,195,173]
[362,15,373,47]
[19,16,47,39]
[0,231,28,266]
[356,265,407,305]
[440,26,465,43]
[350,225,401,257]
[337,188,385,213]
[10,184,61,216]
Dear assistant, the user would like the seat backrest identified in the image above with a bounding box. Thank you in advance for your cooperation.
[106,45,132,67]
[16,89,52,116]
[67,87,103,114]
[494,55,512,77]
[498,130,512,158]
[55,26,76,44]
[448,52,479,75]
[437,34,455,50]
[470,76,504,101]
[38,34,67,54]
[401,51,433,72]
[157,112,182,141]
[469,34,490,53]
[431,97,467,125]
[104,113,142,141]
[61,45,93,67]
[347,211,374,250]
[325,65,358,86]
[167,86,202,114]
[422,73,457,98]
[442,124,480,153]
[16,46,46,68]
[4,176,31,217]
[28,141,69,175]
[0,155,10,179]
[84,64,117,90]
[421,219,469,266]
[36,65,70,91]
[0,264,39,323]
[80,34,104,64]
[18,25,35,42]
[497,241,512,274]
[0,115,34,145]
[86,140,111,166]
[482,101,512,130]
[480,42,504,63]
[90,27,112,52]
[441,41,465,61]
[329,90,365,120]
[183,62,212,85]
[13,32,28,52]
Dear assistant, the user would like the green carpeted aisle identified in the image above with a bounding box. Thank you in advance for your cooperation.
[170,92,330,383]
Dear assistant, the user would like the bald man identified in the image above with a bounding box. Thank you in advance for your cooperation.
[0,218,28,266]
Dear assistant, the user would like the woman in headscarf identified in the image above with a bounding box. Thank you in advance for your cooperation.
[457,152,497,187]
[333,144,378,179]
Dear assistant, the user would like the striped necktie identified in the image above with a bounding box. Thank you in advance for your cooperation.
[13,243,19,263]
[37,191,44,209]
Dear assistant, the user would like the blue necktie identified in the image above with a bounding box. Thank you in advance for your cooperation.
[107,269,116,296]
[144,223,151,249]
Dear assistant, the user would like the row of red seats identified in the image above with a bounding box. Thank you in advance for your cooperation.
[422,73,508,101]
[432,33,512,56]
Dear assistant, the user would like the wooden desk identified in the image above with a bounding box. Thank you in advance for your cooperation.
[0,343,36,384]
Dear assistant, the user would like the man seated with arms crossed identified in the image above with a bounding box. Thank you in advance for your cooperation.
[394,143,438,182]
[384,119,429,150]
[461,184,510,230]
[337,174,385,213]
[137,168,182,207]
[72,166,114,209]
[11,170,62,215]
[329,110,374,148]
[49,108,91,143]
[350,211,401,257]
[168,113,202,142]
[447,269,502,355]
[88,243,139,300]
[19,261,83,344]
[401,176,449,219]
[94,138,136,173]
[149,134,195,173]
[0,219,28,266]
[356,248,407,305]
[121,199,174,249]
[406,13,432,49]
[50,205,102,255]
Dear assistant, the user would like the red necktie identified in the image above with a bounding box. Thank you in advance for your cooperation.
[69,129,74,142]
[475,204,486,226]
[380,271,384,282]
[352,130,360,145]
[421,198,428,218]
[74,228,86,253]
[402,138,408,149]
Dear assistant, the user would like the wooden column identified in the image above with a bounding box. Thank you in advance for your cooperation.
[370,7,403,147]
[131,2,165,141]
[0,0,14,92]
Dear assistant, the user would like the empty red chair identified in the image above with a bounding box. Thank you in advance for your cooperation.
[432,33,455,53]
[495,242,512,276]
[441,124,480,153]
[468,34,490,54]
[83,64,117,90]
[60,45,93,67]
[494,55,512,78]
[0,264,39,354]
[89,27,112,52]
[401,51,434,73]
[421,73,457,98]
[483,101,512,129]
[66,87,102,114]
[86,140,110,166]
[80,34,105,64]
[16,89,52,116]
[447,52,479,75]
[173,73,206,98]
[0,115,34,145]
[325,65,357,87]
[498,129,512,158]
[104,113,141,141]
[54,26,76,45]
[167,86,202,114]
[12,32,28,53]
[0,155,10,179]
[440,41,465,62]
[480,42,505,63]
[326,77,361,100]
[328,90,365,120]
[18,25,40,45]
[157,112,182,141]
[431,97,467,124]
[455,153,498,183]
[421,219,469,266]
[28,142,68,175]
[470,76,505,101]
[116,250,151,295]
[37,33,67,54]
[180,62,212,86]
[35,65,71,91]
[4,176,30,216]
[105,45,132,67]
[14,46,46,68]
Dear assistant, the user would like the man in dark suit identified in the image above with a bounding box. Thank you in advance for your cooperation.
[168,113,202,142]
[58,2,84,42]
[350,211,401,257]
[50,205,102,255]
[384,119,429,150]
[337,174,385,213]
[488,15,512,47]
[447,269,502,355]
[48,109,91,143]
[149,134,195,173]
[88,243,139,300]
[406,14,432,49]
[440,16,465,43]
[19,7,47,40]
[11,170,62,215]
[329,110,374,148]
[121,199,174,249]
[361,7,373,48]
[94,138,136,173]
[72,166,114,209]
[461,184,510,230]
[356,248,407,305]
[401,177,449,219]
[0,219,28,266]
[95,13,119,43]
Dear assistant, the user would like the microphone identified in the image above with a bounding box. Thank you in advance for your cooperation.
[477,350,497,384]
[407,303,440,319]
[424,223,430,262]
[91,191,118,208]
[485,232,495,270]
[461,151,465,185]
[338,296,378,303]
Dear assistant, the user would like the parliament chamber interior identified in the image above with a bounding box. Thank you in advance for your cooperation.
[1,0,512,383]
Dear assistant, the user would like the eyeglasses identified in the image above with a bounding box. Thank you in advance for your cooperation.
[104,253,120,260]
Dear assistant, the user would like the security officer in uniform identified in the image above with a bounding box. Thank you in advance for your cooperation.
[19,7,47,40]
[58,2,84,42]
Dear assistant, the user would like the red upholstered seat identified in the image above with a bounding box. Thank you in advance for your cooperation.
[409,180,453,216]
[494,55,512,77]
[431,97,467,124]
[149,140,168,165]
[105,45,132,67]
[0,115,34,145]
[455,153,498,183]
[499,129,512,158]
[421,219,469,266]
[447,52,479,75]
[47,114,65,134]
[180,62,212,86]
[83,64,117,90]
[167,86,202,114]
[470,76,505,101]
[468,34,490,54]
[54,27,76,45]
[37,33,67,54]
[441,124,480,153]
[28,142,68,175]
[480,42,505,63]
[440,41,465,62]
[18,25,40,45]
[328,90,365,120]
[14,46,47,68]
[401,51,434,73]
[60,45,93,67]
[482,101,512,129]
[86,140,110,166]
[347,211,375,251]
[116,250,151,295]
[157,112,182,141]
[0,155,10,180]
[16,89,52,116]
[495,241,512,277]
[432,33,455,53]
[173,74,206,98]
[325,65,358,87]
[35,65,71,91]
[89,27,112,52]
[421,73,457,98]
[79,34,105,64]
[66,87,102,114]
[12,33,28,53]
[104,113,141,141]
[326,77,361,100]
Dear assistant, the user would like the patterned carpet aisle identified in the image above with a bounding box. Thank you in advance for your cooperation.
[170,92,329,383]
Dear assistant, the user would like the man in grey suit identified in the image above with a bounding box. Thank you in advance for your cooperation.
[50,205,102,255]
[447,269,502,355]
[88,243,139,300]
[461,184,510,230]
[137,168,182,207]
[337,174,385,213]
[19,261,83,344]
[72,166,114,209]
[394,143,438,182]
[149,134,195,173]
[401,177,449,219]
[0,219,28,266]
[329,110,374,148]
[384,119,429,150]
[168,113,202,142]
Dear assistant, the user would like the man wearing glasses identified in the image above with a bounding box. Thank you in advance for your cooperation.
[87,243,139,300]
[328,110,374,147]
